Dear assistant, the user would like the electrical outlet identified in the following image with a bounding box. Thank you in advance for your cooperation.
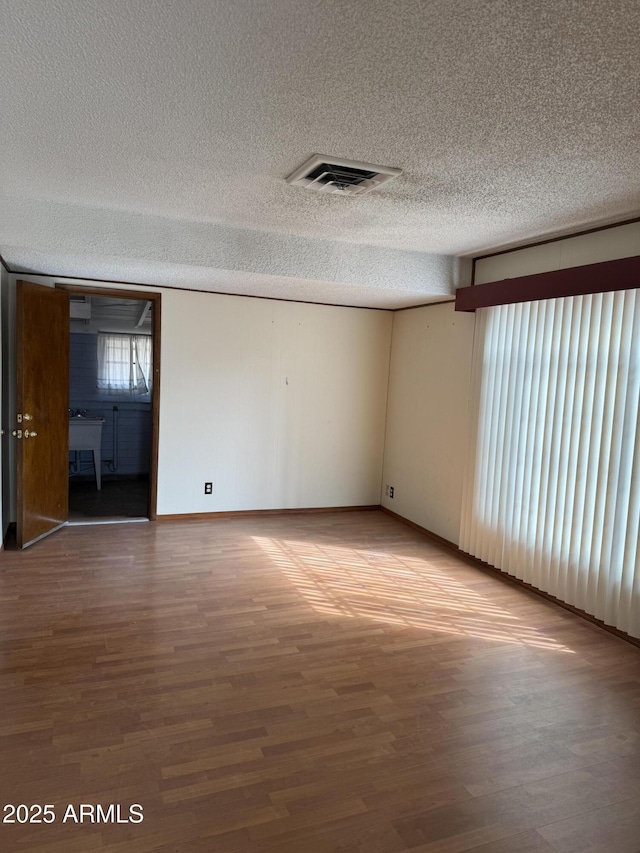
[204,482,213,495]
[389,486,394,499]
[385,484,390,497]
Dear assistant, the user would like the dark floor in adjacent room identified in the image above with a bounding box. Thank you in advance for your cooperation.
[68,476,149,520]
[1,510,639,852]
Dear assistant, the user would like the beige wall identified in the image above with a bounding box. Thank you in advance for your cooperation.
[157,289,392,514]
[475,220,640,283]
[0,263,5,536]
[381,302,475,544]
[5,275,392,517]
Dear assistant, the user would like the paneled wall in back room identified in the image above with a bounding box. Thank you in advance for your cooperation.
[69,332,152,477]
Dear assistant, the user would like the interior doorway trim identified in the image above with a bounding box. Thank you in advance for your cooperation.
[56,284,161,520]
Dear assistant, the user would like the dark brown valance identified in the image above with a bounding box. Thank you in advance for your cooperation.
[456,254,640,312]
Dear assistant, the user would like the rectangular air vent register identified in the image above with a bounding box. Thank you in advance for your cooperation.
[286,154,401,196]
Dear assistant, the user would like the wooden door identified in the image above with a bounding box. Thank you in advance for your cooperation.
[16,281,69,548]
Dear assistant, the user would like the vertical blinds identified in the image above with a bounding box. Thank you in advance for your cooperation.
[460,289,640,639]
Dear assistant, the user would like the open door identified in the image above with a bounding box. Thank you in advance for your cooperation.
[16,280,69,548]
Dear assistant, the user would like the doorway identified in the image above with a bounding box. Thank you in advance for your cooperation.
[9,281,160,549]
[59,285,161,524]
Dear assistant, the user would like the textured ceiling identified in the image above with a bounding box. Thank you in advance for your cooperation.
[1,0,639,307]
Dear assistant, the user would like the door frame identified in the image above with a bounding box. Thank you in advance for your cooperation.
[57,284,161,520]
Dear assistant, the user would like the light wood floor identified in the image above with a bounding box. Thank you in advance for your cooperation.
[1,511,639,853]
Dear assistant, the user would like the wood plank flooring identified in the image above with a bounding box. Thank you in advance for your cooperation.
[0,510,639,852]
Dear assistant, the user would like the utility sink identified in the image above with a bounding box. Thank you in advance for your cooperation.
[69,417,105,490]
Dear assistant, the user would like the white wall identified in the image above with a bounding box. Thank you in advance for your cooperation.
[475,220,640,283]
[0,263,5,538]
[0,266,16,536]
[5,275,392,517]
[158,289,392,513]
[381,302,475,544]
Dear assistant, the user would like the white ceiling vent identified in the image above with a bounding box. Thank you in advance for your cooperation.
[286,154,402,196]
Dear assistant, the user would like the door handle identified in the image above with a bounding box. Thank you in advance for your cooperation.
[24,430,38,439]
[12,430,22,439]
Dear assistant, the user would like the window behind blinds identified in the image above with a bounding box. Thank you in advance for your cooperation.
[460,289,640,638]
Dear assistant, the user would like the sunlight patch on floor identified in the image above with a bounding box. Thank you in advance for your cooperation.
[253,536,574,653]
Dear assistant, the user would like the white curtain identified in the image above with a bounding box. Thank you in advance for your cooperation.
[460,289,640,638]
[97,333,152,395]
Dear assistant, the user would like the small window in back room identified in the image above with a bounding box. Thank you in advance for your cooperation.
[96,333,152,396]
